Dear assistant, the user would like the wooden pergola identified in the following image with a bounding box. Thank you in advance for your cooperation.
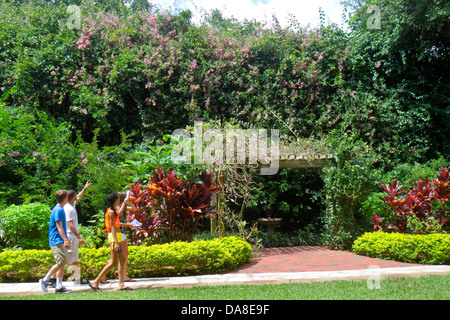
[263,153,334,169]
[211,151,334,235]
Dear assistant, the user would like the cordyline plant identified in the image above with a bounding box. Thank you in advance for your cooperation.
[376,167,450,234]
[127,167,221,244]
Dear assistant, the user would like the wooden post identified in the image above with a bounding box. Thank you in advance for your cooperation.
[211,170,224,236]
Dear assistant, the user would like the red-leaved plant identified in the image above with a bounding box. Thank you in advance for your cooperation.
[128,167,221,244]
[376,167,450,233]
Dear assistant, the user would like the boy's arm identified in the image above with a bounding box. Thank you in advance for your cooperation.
[56,220,70,248]
[77,181,91,201]
[67,220,84,243]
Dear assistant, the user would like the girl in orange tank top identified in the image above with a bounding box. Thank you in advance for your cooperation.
[89,192,132,291]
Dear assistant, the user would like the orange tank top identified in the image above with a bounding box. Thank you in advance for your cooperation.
[105,209,120,233]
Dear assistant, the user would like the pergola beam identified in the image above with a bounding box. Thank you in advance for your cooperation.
[261,154,334,169]
[278,158,332,168]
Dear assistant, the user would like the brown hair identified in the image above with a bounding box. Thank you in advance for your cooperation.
[55,190,68,203]
[118,191,127,204]
[67,190,77,202]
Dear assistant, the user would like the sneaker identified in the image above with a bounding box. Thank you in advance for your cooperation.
[39,278,49,293]
[55,286,72,294]
[74,278,90,285]
[48,278,57,288]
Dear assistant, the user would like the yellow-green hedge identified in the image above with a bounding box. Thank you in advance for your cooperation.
[0,236,252,282]
[352,232,450,265]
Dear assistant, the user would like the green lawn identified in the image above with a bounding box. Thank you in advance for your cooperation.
[3,274,449,300]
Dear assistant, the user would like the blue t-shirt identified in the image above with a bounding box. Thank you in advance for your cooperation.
[49,204,67,247]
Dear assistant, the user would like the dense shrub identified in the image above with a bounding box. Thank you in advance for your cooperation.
[320,132,381,249]
[371,167,450,234]
[128,168,221,243]
[1,0,449,250]
[0,236,252,282]
[0,202,50,249]
[352,232,450,265]
[243,168,325,234]
[0,106,131,223]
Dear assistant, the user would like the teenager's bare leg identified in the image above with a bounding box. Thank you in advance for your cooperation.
[118,249,126,288]
[90,248,118,288]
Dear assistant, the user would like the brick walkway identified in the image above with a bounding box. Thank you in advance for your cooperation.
[231,246,422,274]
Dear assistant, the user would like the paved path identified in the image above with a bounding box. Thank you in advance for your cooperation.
[231,246,424,273]
[1,246,449,297]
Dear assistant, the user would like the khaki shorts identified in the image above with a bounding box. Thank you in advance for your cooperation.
[51,243,69,266]
[66,237,79,265]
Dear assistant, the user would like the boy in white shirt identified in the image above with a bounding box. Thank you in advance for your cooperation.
[65,181,91,284]
[49,181,91,286]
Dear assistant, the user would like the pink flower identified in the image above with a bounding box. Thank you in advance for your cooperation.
[318,55,323,60]
[76,33,91,51]
[189,59,198,71]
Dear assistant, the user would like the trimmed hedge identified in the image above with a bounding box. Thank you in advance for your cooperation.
[352,232,450,265]
[0,236,252,283]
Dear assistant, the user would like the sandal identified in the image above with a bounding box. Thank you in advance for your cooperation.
[100,279,110,284]
[118,286,133,291]
[124,278,136,282]
[89,282,101,292]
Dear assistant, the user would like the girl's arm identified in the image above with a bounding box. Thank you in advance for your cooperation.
[119,202,138,229]
[109,210,120,251]
[127,202,137,212]
[116,200,129,216]
[119,222,138,230]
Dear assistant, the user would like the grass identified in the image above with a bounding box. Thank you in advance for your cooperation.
[2,274,449,300]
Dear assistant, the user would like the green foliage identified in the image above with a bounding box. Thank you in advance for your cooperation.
[0,107,80,206]
[353,232,450,265]
[342,0,450,161]
[320,131,381,249]
[259,229,323,248]
[244,168,325,233]
[0,0,449,250]
[0,236,252,282]
[0,202,50,250]
[120,135,205,185]
[0,106,131,224]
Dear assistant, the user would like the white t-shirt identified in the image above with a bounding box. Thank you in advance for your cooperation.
[63,201,78,239]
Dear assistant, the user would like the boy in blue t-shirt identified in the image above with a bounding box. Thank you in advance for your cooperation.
[39,190,72,294]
